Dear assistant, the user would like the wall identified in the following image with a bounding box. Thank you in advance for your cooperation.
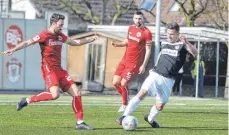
[67,45,86,82]
[0,18,47,90]
[104,39,126,88]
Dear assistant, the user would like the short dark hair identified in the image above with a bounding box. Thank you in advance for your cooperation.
[50,13,65,25]
[166,22,180,32]
[134,11,143,16]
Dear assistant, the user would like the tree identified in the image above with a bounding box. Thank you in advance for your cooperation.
[57,0,100,24]
[175,0,209,27]
[111,0,135,25]
[35,0,137,25]
[128,1,167,25]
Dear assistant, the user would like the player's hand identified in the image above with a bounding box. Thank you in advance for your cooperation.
[179,35,188,44]
[2,49,14,56]
[111,41,117,47]
[138,65,145,74]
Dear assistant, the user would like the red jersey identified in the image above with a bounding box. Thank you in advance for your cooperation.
[30,30,68,69]
[122,25,152,66]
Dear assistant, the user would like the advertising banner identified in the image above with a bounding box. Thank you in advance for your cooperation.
[3,19,25,89]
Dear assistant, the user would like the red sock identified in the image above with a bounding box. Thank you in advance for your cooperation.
[72,96,83,120]
[29,91,54,103]
[120,86,128,105]
[114,85,122,95]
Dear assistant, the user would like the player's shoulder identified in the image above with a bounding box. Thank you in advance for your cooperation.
[143,26,151,32]
[61,32,67,36]
[128,25,135,29]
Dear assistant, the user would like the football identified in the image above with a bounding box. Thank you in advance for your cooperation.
[122,116,138,131]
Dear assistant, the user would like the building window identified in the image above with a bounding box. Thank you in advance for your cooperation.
[140,0,155,12]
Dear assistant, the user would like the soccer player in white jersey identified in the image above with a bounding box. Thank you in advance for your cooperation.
[116,22,198,128]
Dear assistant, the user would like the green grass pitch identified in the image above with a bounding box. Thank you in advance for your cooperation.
[0,95,228,135]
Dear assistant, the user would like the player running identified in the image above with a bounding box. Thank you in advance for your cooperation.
[111,11,152,112]
[2,13,98,130]
[116,22,198,127]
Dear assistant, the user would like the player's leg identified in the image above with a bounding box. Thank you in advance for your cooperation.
[116,71,157,125]
[66,84,94,130]
[60,70,93,130]
[113,62,125,95]
[112,75,122,95]
[116,87,148,125]
[117,64,138,112]
[117,78,128,112]
[113,63,128,112]
[16,70,60,111]
[146,74,175,128]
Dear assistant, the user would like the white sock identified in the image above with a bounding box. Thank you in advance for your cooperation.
[77,120,84,124]
[148,106,160,123]
[26,98,30,104]
[123,96,141,116]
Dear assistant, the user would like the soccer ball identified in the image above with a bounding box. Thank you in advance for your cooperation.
[122,116,138,131]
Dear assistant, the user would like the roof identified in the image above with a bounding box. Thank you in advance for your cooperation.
[87,25,229,42]
[70,31,125,41]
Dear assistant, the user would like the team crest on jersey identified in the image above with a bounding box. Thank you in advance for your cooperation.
[175,45,180,50]
[6,58,22,83]
[58,36,63,41]
[136,32,141,37]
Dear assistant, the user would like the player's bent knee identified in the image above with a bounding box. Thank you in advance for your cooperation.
[52,92,60,99]
[68,84,81,96]
[156,103,165,111]
[120,82,127,87]
[113,81,121,86]
[137,89,148,100]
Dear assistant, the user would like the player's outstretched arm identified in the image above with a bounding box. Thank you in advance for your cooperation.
[2,40,34,56]
[65,36,98,46]
[111,39,128,47]
[180,36,198,57]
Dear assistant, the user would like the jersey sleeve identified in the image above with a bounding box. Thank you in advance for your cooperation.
[29,31,46,45]
[61,32,68,42]
[145,29,152,46]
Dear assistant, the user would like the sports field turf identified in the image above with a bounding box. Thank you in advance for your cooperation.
[0,95,228,135]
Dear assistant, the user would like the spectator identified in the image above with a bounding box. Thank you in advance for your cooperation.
[191,57,205,97]
[172,67,184,96]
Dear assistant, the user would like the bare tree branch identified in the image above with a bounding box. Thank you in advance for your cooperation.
[175,0,209,26]
[111,0,134,25]
[57,0,100,24]
[175,0,189,15]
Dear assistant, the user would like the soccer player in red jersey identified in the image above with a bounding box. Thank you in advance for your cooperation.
[2,13,97,130]
[111,11,152,112]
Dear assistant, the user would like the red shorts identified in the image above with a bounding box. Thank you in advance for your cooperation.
[41,65,75,92]
[114,62,139,82]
